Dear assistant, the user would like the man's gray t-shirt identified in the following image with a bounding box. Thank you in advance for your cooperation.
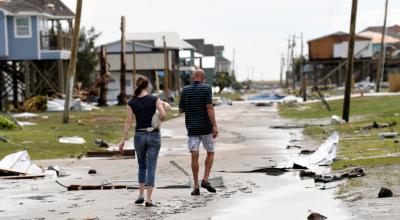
[179,81,213,136]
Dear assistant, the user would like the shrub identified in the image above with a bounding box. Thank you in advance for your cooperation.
[0,115,16,129]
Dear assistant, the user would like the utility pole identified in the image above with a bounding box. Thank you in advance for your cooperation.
[280,55,285,88]
[300,32,306,101]
[132,41,137,93]
[290,35,296,91]
[232,48,235,77]
[375,0,389,92]
[63,0,83,124]
[163,36,170,102]
[342,0,358,123]
[117,16,127,105]
[285,37,290,88]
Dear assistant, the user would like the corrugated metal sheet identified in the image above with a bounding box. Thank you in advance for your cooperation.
[333,41,373,58]
[126,32,194,50]
[107,52,172,71]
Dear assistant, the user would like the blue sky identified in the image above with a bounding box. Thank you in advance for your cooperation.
[63,0,400,81]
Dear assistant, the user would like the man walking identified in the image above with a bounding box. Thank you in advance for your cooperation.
[179,69,218,196]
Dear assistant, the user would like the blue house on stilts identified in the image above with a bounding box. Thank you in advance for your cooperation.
[0,0,74,110]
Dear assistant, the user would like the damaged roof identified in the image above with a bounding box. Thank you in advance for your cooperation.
[0,0,74,18]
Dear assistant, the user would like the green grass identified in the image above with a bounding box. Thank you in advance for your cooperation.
[279,95,400,170]
[279,95,400,119]
[0,106,180,160]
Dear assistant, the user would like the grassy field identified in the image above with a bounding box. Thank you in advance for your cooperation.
[280,95,400,119]
[0,106,180,160]
[279,95,400,170]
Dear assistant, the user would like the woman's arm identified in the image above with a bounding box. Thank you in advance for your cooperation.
[119,105,134,152]
[156,99,166,122]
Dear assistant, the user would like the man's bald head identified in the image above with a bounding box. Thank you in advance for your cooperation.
[193,69,205,82]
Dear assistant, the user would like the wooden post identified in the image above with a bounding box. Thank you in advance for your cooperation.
[98,46,109,106]
[12,61,18,109]
[131,41,137,93]
[63,0,83,124]
[300,32,306,102]
[342,0,358,123]
[117,16,127,105]
[23,61,31,99]
[0,68,3,111]
[375,0,389,92]
[163,36,169,101]
[154,70,160,93]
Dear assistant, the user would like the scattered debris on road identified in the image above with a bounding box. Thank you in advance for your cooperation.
[0,151,43,176]
[301,168,365,183]
[293,132,338,168]
[307,211,328,220]
[378,187,393,198]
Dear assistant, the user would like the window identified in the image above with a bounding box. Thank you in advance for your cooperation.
[15,17,31,38]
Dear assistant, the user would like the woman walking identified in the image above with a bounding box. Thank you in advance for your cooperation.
[119,76,166,207]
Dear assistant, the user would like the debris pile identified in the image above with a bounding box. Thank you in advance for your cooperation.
[0,151,43,177]
[363,120,397,130]
[293,132,339,168]
[23,96,47,112]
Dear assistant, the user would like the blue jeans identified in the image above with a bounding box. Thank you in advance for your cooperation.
[134,131,161,187]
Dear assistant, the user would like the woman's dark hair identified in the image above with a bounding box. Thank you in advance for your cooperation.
[133,76,149,98]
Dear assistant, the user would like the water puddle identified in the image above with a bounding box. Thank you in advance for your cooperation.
[212,179,354,220]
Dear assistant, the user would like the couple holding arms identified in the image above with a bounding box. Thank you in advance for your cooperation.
[119,69,218,207]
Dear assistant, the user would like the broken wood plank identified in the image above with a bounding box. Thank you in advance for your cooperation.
[86,150,135,158]
[1,174,45,180]
[0,168,26,176]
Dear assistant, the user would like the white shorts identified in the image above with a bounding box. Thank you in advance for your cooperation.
[188,134,215,152]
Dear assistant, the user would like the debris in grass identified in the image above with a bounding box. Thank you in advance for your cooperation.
[378,132,399,140]
[363,121,397,130]
[59,136,86,144]
[95,139,109,148]
[12,113,39,118]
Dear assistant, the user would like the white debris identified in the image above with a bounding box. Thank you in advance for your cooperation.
[47,99,100,112]
[281,95,300,104]
[59,136,86,144]
[293,132,339,168]
[331,115,344,124]
[379,132,399,140]
[17,121,37,126]
[0,151,43,175]
[13,113,39,118]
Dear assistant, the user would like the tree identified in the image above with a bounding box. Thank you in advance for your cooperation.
[76,27,101,89]
[214,71,232,93]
